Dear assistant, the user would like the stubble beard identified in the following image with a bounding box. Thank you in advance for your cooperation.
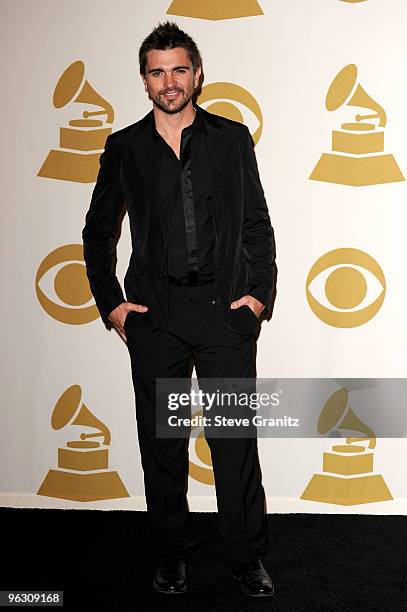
[148,86,194,115]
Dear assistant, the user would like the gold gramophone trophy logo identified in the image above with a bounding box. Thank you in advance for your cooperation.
[301,388,393,505]
[167,0,263,20]
[38,60,114,183]
[310,64,404,186]
[37,385,129,502]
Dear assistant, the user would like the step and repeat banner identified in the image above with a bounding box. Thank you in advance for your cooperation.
[1,0,407,513]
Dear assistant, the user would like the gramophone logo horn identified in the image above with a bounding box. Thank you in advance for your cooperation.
[66,402,111,447]
[301,388,393,506]
[38,60,114,183]
[167,0,263,20]
[37,385,129,502]
[316,388,376,448]
[309,64,404,186]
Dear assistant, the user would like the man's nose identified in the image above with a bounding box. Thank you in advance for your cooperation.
[163,72,176,88]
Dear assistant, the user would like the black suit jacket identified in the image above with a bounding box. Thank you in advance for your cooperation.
[82,104,277,339]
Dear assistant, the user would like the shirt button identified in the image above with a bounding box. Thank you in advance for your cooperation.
[211,300,216,305]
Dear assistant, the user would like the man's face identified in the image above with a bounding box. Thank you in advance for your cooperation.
[142,47,201,114]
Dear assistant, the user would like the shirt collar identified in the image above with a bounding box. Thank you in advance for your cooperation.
[151,104,203,142]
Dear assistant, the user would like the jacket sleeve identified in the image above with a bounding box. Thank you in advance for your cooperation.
[82,134,126,326]
[241,125,277,316]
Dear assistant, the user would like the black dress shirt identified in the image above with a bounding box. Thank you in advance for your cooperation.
[153,108,215,286]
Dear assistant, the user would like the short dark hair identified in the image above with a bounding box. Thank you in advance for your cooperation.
[139,21,202,76]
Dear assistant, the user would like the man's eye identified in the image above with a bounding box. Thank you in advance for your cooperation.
[152,72,161,77]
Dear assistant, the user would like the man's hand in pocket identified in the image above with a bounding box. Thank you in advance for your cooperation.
[108,302,149,342]
[230,295,265,318]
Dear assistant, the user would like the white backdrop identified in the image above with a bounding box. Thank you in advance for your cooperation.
[1,0,406,513]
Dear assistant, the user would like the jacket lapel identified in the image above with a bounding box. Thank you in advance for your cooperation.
[127,111,166,238]
[197,105,235,226]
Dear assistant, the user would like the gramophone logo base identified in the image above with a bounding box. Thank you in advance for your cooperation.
[301,473,393,506]
[37,469,129,502]
[38,149,103,183]
[310,152,404,186]
[167,0,263,20]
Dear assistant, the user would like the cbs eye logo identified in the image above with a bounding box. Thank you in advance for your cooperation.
[35,244,99,324]
[188,409,215,485]
[306,248,385,328]
[197,82,263,146]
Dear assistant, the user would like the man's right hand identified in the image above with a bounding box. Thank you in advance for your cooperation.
[108,301,149,342]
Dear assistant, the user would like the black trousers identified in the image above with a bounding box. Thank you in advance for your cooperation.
[125,281,269,565]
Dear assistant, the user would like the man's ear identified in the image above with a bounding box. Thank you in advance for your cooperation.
[194,66,202,87]
[140,73,147,91]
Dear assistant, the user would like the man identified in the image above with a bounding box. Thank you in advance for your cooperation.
[82,21,277,598]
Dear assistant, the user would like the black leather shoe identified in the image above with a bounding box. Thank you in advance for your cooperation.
[152,556,187,594]
[231,559,275,597]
